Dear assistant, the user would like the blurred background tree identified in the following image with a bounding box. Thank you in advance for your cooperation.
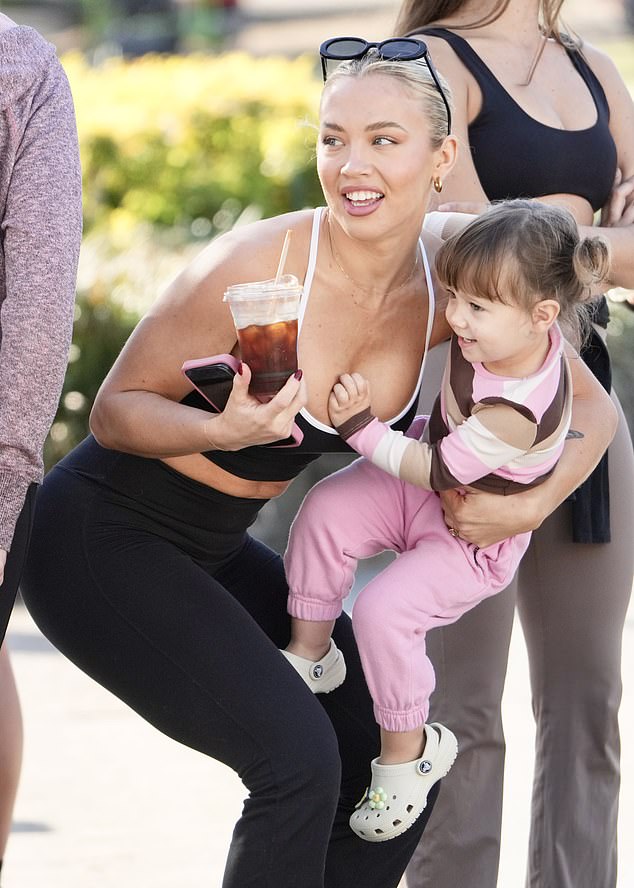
[43,49,324,468]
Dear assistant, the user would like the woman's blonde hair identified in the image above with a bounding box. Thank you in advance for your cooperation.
[321,51,453,149]
[435,199,610,347]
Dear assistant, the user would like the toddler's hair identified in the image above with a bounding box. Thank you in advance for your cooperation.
[434,199,611,348]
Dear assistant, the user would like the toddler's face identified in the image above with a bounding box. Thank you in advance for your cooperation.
[445,288,548,377]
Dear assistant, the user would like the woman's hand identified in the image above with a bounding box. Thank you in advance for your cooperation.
[209,364,307,451]
[439,487,542,549]
[0,549,6,586]
[328,373,371,428]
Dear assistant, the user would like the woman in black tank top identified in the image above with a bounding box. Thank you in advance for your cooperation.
[395,3,634,888]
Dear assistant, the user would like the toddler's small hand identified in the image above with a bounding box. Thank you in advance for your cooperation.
[328,373,371,427]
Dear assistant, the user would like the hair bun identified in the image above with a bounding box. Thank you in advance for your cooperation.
[572,235,611,292]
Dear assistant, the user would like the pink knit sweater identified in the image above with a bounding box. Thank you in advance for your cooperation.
[0,25,82,550]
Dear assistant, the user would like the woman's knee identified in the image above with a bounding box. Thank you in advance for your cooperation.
[251,709,342,805]
[533,658,623,727]
[299,727,342,799]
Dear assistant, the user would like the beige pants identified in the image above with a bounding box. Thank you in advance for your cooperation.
[407,345,634,888]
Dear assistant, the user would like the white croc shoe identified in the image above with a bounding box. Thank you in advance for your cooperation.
[349,722,458,842]
[281,639,346,694]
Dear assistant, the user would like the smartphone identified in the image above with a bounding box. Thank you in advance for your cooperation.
[182,354,303,448]
[182,354,238,413]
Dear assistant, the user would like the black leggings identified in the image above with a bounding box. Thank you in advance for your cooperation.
[20,438,438,887]
[0,483,38,644]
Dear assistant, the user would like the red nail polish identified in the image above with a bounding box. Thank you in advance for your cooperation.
[237,362,243,376]
[294,369,303,381]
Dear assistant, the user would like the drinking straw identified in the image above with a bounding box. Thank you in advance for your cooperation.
[274,229,292,283]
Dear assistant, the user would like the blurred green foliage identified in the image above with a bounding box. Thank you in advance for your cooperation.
[45,51,324,467]
[44,295,139,468]
[66,51,323,235]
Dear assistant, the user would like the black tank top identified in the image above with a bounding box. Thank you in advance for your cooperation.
[416,28,617,210]
[181,389,420,481]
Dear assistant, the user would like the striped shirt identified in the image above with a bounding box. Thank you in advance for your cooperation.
[342,325,572,495]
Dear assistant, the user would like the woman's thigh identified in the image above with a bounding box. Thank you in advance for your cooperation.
[517,393,634,706]
[21,470,338,776]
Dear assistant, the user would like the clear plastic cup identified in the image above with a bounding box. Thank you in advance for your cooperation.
[223,274,302,401]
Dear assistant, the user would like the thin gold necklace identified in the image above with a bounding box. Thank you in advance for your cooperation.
[326,212,419,302]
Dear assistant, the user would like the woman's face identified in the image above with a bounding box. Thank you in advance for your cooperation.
[317,73,454,240]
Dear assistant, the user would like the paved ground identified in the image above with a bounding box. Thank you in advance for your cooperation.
[4,583,634,887]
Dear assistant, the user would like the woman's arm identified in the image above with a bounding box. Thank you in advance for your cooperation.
[575,43,634,288]
[0,44,82,554]
[439,351,618,547]
[90,217,308,458]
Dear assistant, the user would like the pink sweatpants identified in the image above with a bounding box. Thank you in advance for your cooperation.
[284,451,531,733]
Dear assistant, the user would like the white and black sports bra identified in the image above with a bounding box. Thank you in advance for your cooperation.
[185,208,436,481]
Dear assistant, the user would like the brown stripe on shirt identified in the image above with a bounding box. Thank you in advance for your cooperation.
[533,355,571,445]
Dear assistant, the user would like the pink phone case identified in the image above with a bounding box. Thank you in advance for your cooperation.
[182,353,241,376]
[181,354,303,448]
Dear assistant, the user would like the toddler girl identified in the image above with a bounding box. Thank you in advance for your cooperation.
[281,200,610,843]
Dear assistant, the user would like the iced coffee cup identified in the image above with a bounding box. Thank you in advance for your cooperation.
[223,274,302,402]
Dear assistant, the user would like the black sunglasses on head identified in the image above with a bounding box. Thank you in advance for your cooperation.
[319,37,452,135]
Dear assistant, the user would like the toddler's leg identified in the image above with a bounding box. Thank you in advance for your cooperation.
[351,532,521,732]
[282,458,407,694]
[284,458,408,621]
[350,722,457,844]
[346,539,461,844]
[348,490,523,844]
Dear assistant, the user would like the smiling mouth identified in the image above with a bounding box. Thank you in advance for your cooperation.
[344,190,384,207]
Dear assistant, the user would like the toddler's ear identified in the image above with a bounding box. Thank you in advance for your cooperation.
[532,299,560,329]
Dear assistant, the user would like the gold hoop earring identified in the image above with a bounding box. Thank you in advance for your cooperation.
[433,176,443,193]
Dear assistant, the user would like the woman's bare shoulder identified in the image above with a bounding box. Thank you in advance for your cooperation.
[577,39,628,92]
[173,208,317,300]
[409,30,472,82]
